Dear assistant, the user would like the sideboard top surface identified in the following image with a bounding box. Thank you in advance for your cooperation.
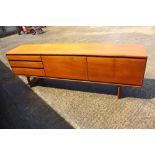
[6,43,148,58]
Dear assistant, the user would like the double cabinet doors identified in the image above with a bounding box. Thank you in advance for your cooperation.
[42,56,146,86]
[87,57,146,86]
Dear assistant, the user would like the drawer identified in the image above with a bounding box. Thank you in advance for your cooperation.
[87,57,115,83]
[7,55,41,61]
[9,61,43,68]
[115,58,146,85]
[42,56,88,80]
[12,68,45,76]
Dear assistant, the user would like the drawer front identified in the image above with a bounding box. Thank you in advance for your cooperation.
[12,68,45,76]
[87,57,115,83]
[9,61,43,68]
[7,55,41,61]
[115,58,146,85]
[42,56,88,80]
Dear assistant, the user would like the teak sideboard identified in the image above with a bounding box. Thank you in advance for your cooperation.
[6,43,148,98]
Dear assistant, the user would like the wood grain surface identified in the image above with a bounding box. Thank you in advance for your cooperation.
[87,57,146,85]
[9,61,43,68]
[7,55,41,61]
[87,57,115,83]
[6,43,148,58]
[115,58,146,85]
[12,68,45,76]
[42,56,88,80]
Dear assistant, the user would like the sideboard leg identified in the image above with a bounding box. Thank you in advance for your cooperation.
[26,76,40,87]
[26,76,32,87]
[117,86,121,99]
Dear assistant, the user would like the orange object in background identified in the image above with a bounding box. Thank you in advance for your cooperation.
[22,26,27,32]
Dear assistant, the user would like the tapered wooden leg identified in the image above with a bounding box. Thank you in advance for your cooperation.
[26,76,40,87]
[26,76,32,87]
[117,86,121,99]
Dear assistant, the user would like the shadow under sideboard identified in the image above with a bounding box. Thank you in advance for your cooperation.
[35,77,155,99]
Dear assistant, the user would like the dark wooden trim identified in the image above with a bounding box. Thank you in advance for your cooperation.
[6,54,148,59]
[28,75,142,87]
[26,76,40,87]
[117,86,121,99]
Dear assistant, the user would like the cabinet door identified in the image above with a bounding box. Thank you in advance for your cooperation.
[42,56,88,80]
[115,58,146,86]
[87,57,115,83]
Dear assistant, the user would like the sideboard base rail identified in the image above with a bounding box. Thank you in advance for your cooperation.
[26,76,142,99]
